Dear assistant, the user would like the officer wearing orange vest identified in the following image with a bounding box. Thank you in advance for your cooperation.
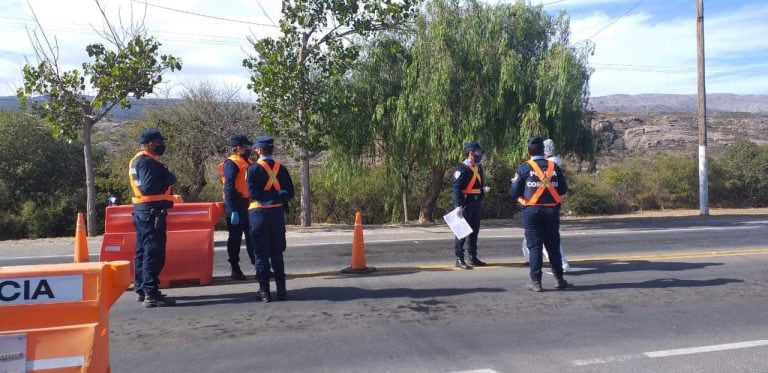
[217,135,256,280]
[129,129,177,307]
[452,141,490,269]
[246,136,294,302]
[509,135,569,292]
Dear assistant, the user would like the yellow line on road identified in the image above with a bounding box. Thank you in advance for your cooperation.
[286,246,768,279]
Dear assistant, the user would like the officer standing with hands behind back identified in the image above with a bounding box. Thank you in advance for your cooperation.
[217,135,256,280]
[509,136,569,292]
[452,141,490,270]
[129,129,177,308]
[247,136,294,302]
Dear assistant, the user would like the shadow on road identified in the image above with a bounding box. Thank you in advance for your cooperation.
[567,277,744,291]
[288,286,506,301]
[565,260,724,276]
[171,291,259,307]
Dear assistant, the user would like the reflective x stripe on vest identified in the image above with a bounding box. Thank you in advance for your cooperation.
[217,155,251,198]
[462,165,482,194]
[247,159,284,209]
[129,151,173,204]
[256,159,281,191]
[517,160,562,206]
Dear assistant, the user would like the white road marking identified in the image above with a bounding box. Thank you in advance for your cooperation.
[644,339,768,358]
[449,369,499,373]
[573,339,768,366]
[572,354,644,366]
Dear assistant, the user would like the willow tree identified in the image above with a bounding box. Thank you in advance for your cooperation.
[401,0,594,222]
[330,36,424,222]
[243,0,419,227]
[16,1,181,234]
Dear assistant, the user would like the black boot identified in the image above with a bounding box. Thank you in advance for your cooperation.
[469,256,487,266]
[276,279,287,301]
[555,275,569,290]
[230,264,246,281]
[258,280,271,303]
[455,257,472,270]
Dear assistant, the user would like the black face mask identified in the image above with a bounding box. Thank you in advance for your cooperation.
[243,149,252,159]
[152,143,166,156]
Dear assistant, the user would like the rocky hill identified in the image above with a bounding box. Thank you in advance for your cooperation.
[589,93,768,114]
[4,93,767,158]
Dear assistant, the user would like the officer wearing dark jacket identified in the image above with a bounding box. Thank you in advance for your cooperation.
[509,136,569,292]
[129,129,176,307]
[452,141,489,269]
[247,136,294,302]
[218,135,256,280]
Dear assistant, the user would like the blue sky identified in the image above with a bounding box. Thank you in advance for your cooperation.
[1,0,766,98]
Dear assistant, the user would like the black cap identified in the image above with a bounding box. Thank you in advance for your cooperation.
[527,136,544,147]
[253,135,274,148]
[227,134,253,147]
[138,129,164,144]
[464,142,483,152]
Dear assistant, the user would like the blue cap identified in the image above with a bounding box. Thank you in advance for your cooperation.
[253,135,274,148]
[138,129,164,144]
[464,142,482,152]
[527,136,544,147]
[228,134,253,147]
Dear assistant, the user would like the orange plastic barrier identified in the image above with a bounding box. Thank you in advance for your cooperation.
[99,202,224,287]
[0,261,131,372]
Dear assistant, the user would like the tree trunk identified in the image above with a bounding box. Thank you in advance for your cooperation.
[300,147,311,227]
[402,173,409,223]
[418,165,445,223]
[82,121,97,236]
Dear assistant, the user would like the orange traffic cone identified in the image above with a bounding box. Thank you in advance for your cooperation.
[74,212,90,263]
[341,212,376,274]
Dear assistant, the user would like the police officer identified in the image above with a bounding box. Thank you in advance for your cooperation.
[509,136,569,292]
[452,141,490,269]
[520,138,571,272]
[247,136,294,302]
[217,135,256,280]
[129,129,176,307]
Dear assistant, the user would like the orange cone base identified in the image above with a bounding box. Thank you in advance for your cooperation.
[341,266,377,274]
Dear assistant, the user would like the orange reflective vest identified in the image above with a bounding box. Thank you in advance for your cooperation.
[248,159,284,209]
[129,151,174,204]
[462,165,482,195]
[217,155,251,198]
[517,160,562,206]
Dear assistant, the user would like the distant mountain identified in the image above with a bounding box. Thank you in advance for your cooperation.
[0,96,177,121]
[5,93,768,120]
[589,93,768,113]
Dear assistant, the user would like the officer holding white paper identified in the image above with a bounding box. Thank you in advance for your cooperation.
[451,142,490,269]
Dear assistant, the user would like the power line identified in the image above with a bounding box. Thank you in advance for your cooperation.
[586,0,645,41]
[127,0,278,27]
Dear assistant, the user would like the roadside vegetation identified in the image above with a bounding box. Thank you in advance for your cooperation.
[3,0,767,240]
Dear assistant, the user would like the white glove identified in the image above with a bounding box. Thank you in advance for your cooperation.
[483,186,491,193]
[456,206,463,217]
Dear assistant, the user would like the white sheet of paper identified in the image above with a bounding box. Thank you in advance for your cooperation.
[443,207,473,239]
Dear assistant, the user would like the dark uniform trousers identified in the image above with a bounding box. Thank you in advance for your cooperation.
[249,207,287,284]
[522,205,563,282]
[133,209,167,297]
[454,197,482,258]
[226,204,255,267]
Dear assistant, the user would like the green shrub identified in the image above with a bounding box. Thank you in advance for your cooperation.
[563,173,627,215]
[710,141,768,207]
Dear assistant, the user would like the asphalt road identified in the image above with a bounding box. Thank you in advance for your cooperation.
[2,214,767,372]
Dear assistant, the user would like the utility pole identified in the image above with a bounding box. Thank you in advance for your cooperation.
[696,0,709,216]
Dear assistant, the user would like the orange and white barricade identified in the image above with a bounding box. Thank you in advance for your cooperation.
[0,261,130,372]
[99,202,224,287]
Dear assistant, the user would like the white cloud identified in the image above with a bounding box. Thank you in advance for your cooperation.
[569,3,768,95]
[2,0,766,98]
